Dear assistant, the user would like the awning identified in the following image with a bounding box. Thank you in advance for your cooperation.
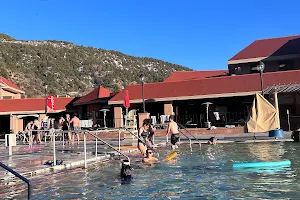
[17,114,39,119]
[264,84,300,94]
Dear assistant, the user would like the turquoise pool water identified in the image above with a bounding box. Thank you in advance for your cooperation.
[3,141,300,199]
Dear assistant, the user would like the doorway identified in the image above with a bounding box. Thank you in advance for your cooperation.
[0,115,10,139]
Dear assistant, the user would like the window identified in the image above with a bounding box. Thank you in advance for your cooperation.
[250,63,259,74]
[234,67,241,74]
[279,60,294,71]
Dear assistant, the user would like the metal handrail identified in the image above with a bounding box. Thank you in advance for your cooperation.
[121,127,160,158]
[178,123,202,150]
[85,131,130,168]
[177,129,193,152]
[0,162,31,200]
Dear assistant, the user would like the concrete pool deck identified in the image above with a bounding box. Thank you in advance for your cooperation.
[0,131,295,183]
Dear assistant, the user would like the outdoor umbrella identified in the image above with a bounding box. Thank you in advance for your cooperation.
[123,90,130,125]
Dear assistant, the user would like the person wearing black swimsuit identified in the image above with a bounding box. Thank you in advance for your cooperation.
[138,120,150,157]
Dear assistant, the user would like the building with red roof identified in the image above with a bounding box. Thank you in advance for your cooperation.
[0,97,75,137]
[0,76,25,99]
[107,34,300,131]
[72,85,115,127]
[73,85,111,106]
[228,35,300,75]
[0,97,74,115]
[163,70,228,82]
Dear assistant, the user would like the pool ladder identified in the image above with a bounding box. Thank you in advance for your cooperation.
[178,123,202,152]
[83,131,131,169]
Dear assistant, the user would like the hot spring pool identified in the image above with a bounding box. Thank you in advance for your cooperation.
[3,141,300,199]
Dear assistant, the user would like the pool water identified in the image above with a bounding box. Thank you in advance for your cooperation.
[3,141,300,199]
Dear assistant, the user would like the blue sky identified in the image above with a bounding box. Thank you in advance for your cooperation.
[1,0,300,70]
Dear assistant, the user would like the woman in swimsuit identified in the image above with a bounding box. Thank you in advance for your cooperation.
[138,120,151,157]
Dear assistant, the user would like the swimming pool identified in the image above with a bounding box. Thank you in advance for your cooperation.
[3,141,300,199]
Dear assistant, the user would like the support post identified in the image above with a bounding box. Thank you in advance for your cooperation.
[84,133,87,169]
[53,132,56,166]
[62,131,64,147]
[260,71,264,96]
[29,131,31,148]
[287,109,291,131]
[95,138,98,157]
[273,89,280,129]
[142,81,145,113]
[118,129,121,155]
[9,145,12,156]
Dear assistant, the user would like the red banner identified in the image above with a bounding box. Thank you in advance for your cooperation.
[47,95,56,112]
[123,90,130,108]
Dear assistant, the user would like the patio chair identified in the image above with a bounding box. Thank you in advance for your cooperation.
[151,116,157,126]
[125,110,137,130]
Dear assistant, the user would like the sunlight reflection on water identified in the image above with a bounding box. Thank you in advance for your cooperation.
[3,142,300,199]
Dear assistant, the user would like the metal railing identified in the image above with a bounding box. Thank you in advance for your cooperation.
[121,127,160,158]
[178,129,194,152]
[84,131,130,169]
[16,130,63,147]
[0,162,31,200]
[178,123,201,151]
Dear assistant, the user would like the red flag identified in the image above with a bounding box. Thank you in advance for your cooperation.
[47,95,56,112]
[123,90,130,108]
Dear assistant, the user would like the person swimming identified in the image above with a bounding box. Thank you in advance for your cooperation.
[208,137,217,145]
[142,149,159,164]
[120,160,133,184]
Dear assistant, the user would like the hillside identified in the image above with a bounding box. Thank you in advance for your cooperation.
[0,33,191,97]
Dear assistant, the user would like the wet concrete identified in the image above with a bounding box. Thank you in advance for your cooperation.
[0,138,140,182]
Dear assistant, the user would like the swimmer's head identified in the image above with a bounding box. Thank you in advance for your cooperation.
[209,137,217,144]
[146,149,153,156]
[122,159,130,166]
[142,120,150,128]
[169,115,175,122]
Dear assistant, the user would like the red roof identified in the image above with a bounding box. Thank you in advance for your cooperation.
[74,85,111,105]
[229,35,300,61]
[164,70,228,82]
[0,76,24,93]
[109,70,300,103]
[0,97,74,113]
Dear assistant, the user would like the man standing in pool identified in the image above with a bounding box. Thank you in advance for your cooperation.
[166,115,180,150]
[69,113,81,145]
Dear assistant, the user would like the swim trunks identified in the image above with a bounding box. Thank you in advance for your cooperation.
[73,126,81,135]
[171,133,179,145]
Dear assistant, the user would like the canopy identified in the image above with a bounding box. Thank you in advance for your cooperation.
[246,93,280,133]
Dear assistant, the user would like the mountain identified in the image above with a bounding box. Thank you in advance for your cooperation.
[0,33,191,97]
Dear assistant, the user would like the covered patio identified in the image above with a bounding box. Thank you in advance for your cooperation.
[264,84,300,131]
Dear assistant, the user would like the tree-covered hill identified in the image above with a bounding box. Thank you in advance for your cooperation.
[0,33,191,97]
